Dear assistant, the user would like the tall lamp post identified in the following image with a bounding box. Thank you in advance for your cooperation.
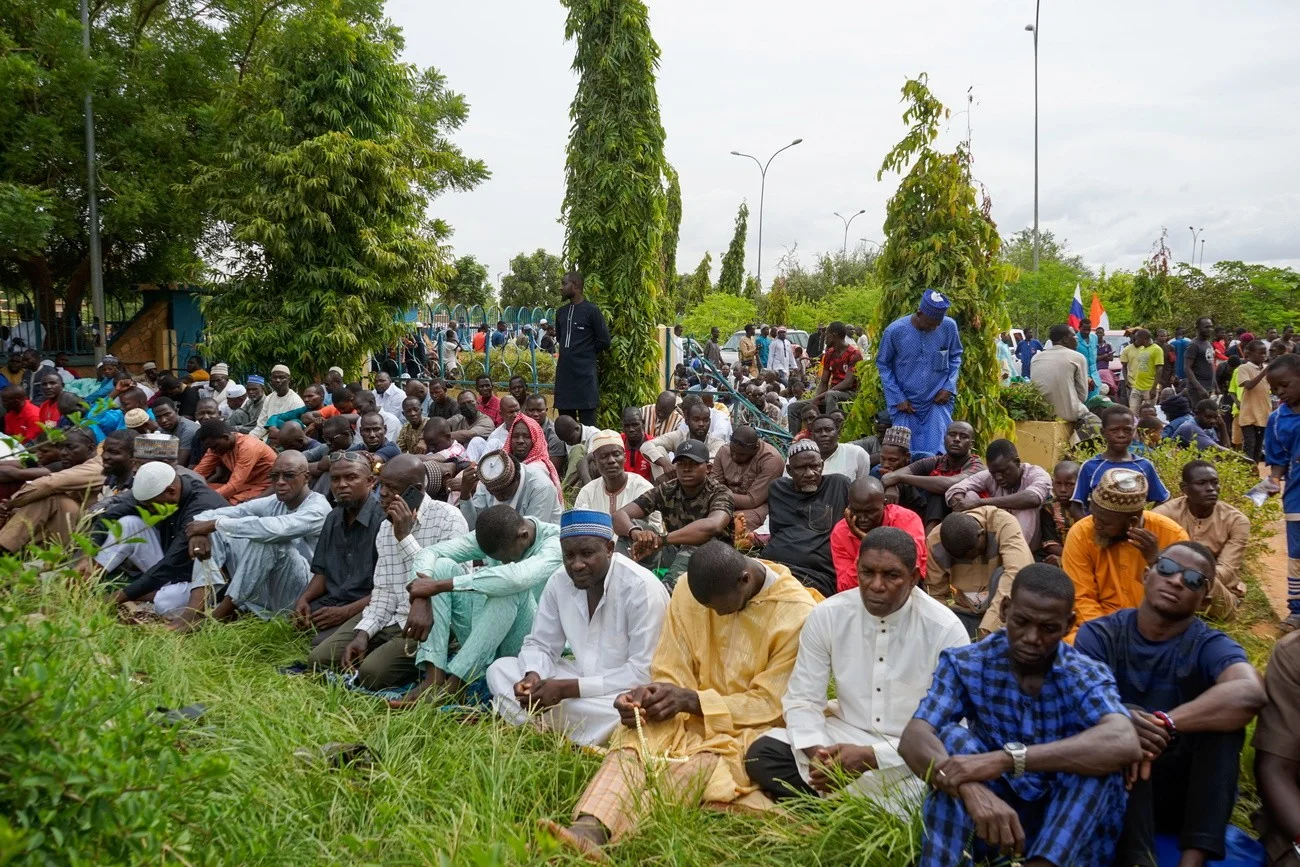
[834,209,866,256]
[730,138,803,291]
[1189,226,1204,265]
[1025,2,1040,272]
[80,0,106,362]
[1199,239,1206,268]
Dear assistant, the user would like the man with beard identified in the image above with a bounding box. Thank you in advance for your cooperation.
[373,370,405,419]
[760,440,852,597]
[293,450,383,652]
[711,424,784,533]
[898,565,1140,867]
[346,411,400,464]
[0,429,102,552]
[173,450,330,630]
[554,271,611,426]
[450,388,495,445]
[746,526,968,803]
[206,363,232,413]
[251,365,303,441]
[641,400,726,481]
[574,430,661,531]
[96,428,138,504]
[1062,468,1188,639]
[487,509,670,746]
[615,440,732,588]
[831,476,928,593]
[326,455,468,689]
[227,378,263,434]
[192,419,277,504]
[351,388,401,444]
[524,393,568,477]
[1153,460,1249,620]
[620,406,654,482]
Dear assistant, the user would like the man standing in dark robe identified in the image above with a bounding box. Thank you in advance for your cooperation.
[555,271,611,426]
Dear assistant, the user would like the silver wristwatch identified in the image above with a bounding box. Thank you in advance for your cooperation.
[1003,741,1028,777]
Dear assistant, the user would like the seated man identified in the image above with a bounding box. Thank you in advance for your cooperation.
[831,476,928,594]
[153,397,199,465]
[555,414,598,497]
[1033,459,1079,566]
[396,396,426,454]
[541,540,815,860]
[487,510,670,746]
[619,405,654,482]
[2,383,42,443]
[881,420,983,527]
[290,450,383,651]
[192,419,277,504]
[640,389,682,439]
[760,439,851,597]
[711,424,784,535]
[351,389,401,444]
[1153,460,1250,620]
[1171,398,1233,452]
[573,429,661,531]
[926,506,1033,637]
[466,395,519,462]
[0,429,102,551]
[349,411,401,463]
[458,449,562,529]
[850,410,893,467]
[398,505,563,706]
[96,460,231,615]
[1062,468,1187,638]
[450,389,495,444]
[614,440,733,588]
[873,425,929,517]
[318,455,468,690]
[945,438,1052,550]
[747,526,968,803]
[640,399,726,480]
[804,414,872,483]
[897,564,1141,867]
[1252,633,1300,864]
[171,451,331,629]
[523,392,568,478]
[1075,541,1265,867]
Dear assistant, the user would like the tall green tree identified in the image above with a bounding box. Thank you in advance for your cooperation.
[717,202,749,295]
[500,248,564,311]
[676,252,711,314]
[682,291,756,341]
[561,0,669,424]
[1001,228,1093,336]
[844,75,1013,447]
[444,254,493,309]
[0,0,233,344]
[1131,229,1174,327]
[192,0,486,380]
[661,165,681,301]
[762,280,791,326]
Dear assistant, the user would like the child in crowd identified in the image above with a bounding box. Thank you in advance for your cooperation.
[1070,405,1169,520]
[1265,353,1300,631]
[1035,459,1079,565]
[1132,416,1163,454]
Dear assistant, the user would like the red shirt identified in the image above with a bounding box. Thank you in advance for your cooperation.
[822,343,863,390]
[5,401,44,443]
[38,399,61,425]
[830,507,928,593]
[472,332,487,352]
[478,394,502,426]
[623,434,653,481]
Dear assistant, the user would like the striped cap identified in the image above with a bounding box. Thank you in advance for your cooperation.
[559,509,614,541]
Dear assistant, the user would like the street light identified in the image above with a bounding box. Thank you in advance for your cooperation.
[1189,226,1204,264]
[859,238,882,252]
[1026,3,1040,271]
[1200,238,1206,268]
[730,138,803,291]
[834,209,866,256]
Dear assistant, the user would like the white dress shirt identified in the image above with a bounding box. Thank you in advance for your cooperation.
[375,384,406,419]
[353,495,467,638]
[768,337,795,373]
[766,587,968,800]
[468,424,509,462]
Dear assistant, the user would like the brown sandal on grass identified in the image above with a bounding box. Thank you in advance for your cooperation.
[535,818,609,864]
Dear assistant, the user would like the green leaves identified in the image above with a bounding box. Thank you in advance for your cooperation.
[717,202,749,295]
[499,249,565,311]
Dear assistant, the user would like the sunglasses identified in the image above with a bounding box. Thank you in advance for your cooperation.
[1154,556,1209,592]
[267,471,303,482]
[328,450,369,464]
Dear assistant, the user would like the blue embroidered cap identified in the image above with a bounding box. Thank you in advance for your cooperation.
[559,509,614,541]
[919,289,952,319]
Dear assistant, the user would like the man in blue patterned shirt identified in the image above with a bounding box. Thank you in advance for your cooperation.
[899,564,1141,866]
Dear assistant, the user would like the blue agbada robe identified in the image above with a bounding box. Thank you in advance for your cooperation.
[876,314,963,455]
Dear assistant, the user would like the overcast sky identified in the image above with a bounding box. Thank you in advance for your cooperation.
[388,0,1300,289]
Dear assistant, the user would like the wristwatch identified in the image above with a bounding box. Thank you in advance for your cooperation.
[1003,741,1028,778]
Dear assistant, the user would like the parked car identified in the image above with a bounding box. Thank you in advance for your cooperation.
[719,328,810,366]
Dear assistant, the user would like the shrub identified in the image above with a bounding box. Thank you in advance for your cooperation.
[455,349,556,386]
[999,381,1057,422]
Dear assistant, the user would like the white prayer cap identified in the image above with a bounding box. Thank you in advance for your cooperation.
[132,462,176,501]
[210,363,229,376]
[225,383,247,398]
[328,366,344,376]
[270,364,291,376]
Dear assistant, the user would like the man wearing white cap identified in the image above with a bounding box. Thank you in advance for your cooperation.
[251,364,303,441]
[96,458,230,616]
[574,430,663,532]
[487,509,670,746]
[206,363,232,412]
[137,361,159,399]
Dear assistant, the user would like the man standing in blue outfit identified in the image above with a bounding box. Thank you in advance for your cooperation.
[898,564,1140,866]
[1077,318,1100,393]
[1266,353,1300,632]
[1170,326,1191,382]
[554,271,610,427]
[876,289,964,456]
[1015,329,1043,378]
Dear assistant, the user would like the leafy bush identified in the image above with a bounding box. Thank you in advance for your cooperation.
[681,292,757,342]
[0,547,227,865]
[999,381,1058,422]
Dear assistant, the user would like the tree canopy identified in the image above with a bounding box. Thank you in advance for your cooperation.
[499,248,564,311]
[444,254,493,310]
[716,202,749,295]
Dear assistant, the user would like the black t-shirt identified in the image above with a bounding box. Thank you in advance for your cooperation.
[1187,337,1216,389]
[762,474,850,596]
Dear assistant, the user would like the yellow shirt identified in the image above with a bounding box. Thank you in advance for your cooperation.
[1238,361,1272,427]
[1061,510,1188,640]
[610,560,815,805]
[924,505,1033,635]
[1120,343,1163,391]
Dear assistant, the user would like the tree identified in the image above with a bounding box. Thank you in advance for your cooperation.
[561,0,670,425]
[499,248,564,311]
[775,244,878,303]
[444,255,493,309]
[675,252,711,315]
[1002,228,1089,274]
[1131,229,1174,327]
[843,75,1013,447]
[0,0,233,345]
[1001,228,1093,337]
[661,165,681,301]
[762,279,791,327]
[717,202,749,295]
[682,292,756,342]
[192,0,486,380]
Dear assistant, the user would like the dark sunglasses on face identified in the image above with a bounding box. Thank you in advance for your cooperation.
[268,471,303,482]
[1154,556,1209,592]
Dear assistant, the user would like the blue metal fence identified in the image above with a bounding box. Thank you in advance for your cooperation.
[410,303,557,390]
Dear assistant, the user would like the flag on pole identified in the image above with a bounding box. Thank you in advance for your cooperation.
[1068,285,1085,330]
[1089,291,1110,331]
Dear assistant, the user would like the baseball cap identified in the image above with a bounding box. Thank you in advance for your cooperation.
[672,440,711,464]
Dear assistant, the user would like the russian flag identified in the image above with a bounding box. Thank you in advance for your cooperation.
[1068,285,1085,330]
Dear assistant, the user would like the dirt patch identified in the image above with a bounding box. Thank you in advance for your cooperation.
[1262,518,1290,620]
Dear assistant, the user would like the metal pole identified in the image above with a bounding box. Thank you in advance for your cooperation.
[1030,3,1040,272]
[731,139,802,293]
[1189,226,1203,264]
[81,0,106,363]
[834,209,866,257]
[1200,239,1206,268]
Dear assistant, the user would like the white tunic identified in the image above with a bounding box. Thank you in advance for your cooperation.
[763,587,968,804]
[573,473,664,534]
[486,552,670,745]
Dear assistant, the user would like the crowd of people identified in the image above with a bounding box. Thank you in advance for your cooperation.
[7,278,1300,865]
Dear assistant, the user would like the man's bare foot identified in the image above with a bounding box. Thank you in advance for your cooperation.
[537,817,609,863]
[387,673,443,708]
[165,611,204,633]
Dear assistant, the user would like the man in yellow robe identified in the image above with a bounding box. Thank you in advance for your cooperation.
[540,539,815,858]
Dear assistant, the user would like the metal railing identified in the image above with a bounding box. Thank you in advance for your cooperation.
[404,302,558,390]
